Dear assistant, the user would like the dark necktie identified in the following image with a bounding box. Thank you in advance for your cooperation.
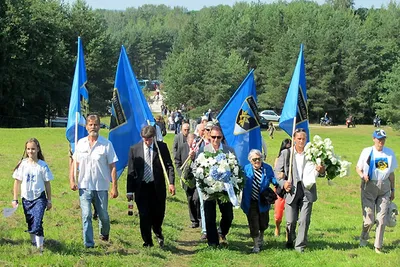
[143,147,152,183]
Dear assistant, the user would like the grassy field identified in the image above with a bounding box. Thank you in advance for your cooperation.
[0,125,399,266]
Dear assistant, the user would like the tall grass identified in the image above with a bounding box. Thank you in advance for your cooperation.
[0,125,399,266]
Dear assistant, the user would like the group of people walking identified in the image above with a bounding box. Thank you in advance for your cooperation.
[10,113,397,255]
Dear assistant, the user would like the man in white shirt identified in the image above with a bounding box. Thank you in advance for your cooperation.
[274,128,325,253]
[69,114,118,248]
[356,129,397,254]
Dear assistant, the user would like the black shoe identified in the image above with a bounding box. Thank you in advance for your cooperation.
[191,222,200,228]
[157,237,164,247]
[285,242,294,249]
[99,235,109,241]
[208,243,219,249]
[143,242,154,248]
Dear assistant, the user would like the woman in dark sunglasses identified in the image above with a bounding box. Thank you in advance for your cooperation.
[197,126,236,248]
[241,149,278,253]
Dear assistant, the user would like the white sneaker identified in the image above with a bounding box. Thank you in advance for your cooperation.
[359,239,368,247]
[252,246,260,253]
[375,247,383,254]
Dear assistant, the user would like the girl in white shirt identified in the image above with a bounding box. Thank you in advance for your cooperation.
[12,138,53,253]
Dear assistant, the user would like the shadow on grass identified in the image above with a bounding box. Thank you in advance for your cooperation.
[163,239,205,255]
[167,197,186,205]
[230,223,250,230]
[308,240,358,251]
[0,238,25,246]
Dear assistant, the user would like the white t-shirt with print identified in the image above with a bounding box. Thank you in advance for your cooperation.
[13,159,54,201]
[74,136,118,191]
[357,146,397,181]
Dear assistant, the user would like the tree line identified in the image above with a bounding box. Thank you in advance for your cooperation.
[1,0,400,128]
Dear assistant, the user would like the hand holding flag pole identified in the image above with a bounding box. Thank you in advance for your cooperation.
[180,137,204,171]
[66,37,88,190]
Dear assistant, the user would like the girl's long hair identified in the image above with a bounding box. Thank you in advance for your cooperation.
[277,138,292,158]
[14,138,45,171]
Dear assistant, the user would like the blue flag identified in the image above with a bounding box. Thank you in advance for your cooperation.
[109,46,155,178]
[66,37,89,153]
[217,69,262,167]
[279,44,309,141]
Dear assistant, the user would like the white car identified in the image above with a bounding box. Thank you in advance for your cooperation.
[259,110,280,122]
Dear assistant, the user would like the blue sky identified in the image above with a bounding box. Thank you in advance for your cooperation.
[65,0,395,10]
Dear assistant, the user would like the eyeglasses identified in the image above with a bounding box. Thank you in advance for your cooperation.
[211,135,222,140]
[251,158,261,162]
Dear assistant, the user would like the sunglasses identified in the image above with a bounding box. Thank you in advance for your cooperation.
[295,128,306,133]
[251,158,261,162]
[205,129,211,132]
[211,135,222,140]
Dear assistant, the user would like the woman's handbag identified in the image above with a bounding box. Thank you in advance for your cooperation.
[260,187,278,205]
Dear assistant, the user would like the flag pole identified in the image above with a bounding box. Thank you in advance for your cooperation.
[74,111,79,185]
[180,137,204,171]
[147,120,170,189]
[287,116,297,184]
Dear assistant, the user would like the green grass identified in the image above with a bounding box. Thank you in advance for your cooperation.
[0,125,399,266]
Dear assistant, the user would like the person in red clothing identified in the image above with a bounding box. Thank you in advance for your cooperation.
[273,138,291,236]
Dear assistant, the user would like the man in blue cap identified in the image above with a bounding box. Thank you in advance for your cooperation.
[356,129,397,254]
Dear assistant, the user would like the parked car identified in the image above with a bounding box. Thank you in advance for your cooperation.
[138,79,150,90]
[259,116,269,129]
[259,110,280,122]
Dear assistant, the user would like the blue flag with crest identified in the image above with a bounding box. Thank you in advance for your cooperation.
[109,46,155,178]
[217,69,262,167]
[279,44,310,141]
[66,37,89,153]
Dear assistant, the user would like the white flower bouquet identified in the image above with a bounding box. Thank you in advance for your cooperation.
[304,135,351,180]
[194,150,244,203]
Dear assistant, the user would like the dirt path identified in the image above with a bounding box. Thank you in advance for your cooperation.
[165,225,205,267]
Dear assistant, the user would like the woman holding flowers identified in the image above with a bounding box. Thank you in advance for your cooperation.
[275,129,325,253]
[241,149,278,253]
[195,126,237,247]
[356,129,397,254]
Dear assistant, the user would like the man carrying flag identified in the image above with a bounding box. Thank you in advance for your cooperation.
[275,44,325,253]
[66,38,119,248]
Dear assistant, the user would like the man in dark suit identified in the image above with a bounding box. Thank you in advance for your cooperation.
[173,122,190,158]
[274,128,325,253]
[174,133,200,228]
[127,125,175,247]
[198,126,236,247]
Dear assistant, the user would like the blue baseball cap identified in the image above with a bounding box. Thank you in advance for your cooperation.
[373,129,386,139]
